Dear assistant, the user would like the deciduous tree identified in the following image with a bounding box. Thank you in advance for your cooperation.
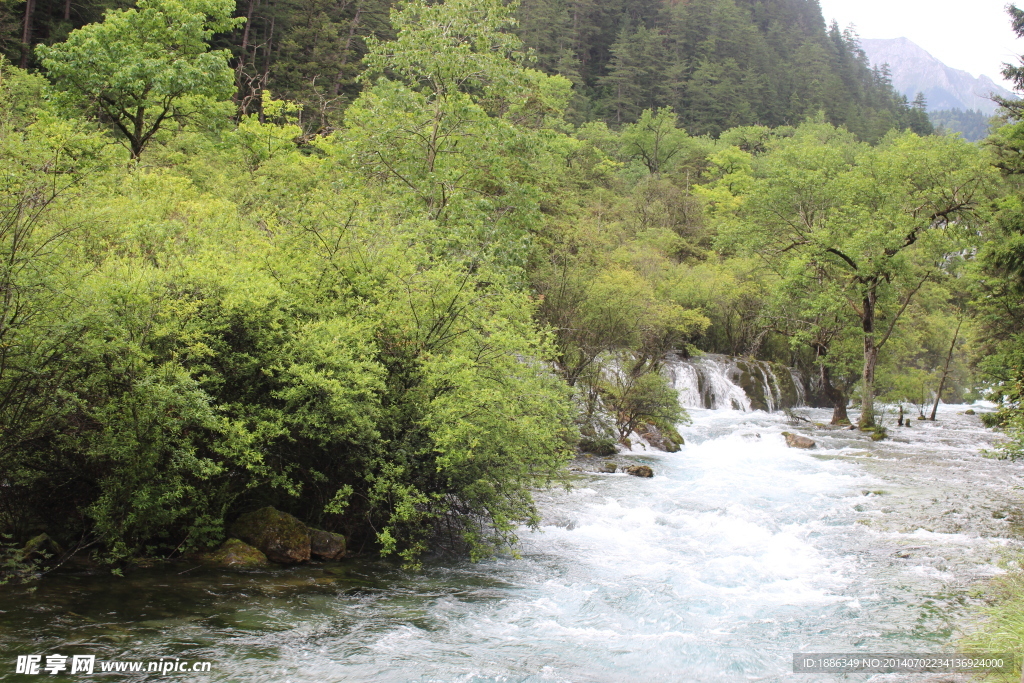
[37,0,241,159]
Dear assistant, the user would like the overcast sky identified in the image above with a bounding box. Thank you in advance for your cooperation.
[816,0,1021,86]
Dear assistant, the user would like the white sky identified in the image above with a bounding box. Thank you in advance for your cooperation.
[816,0,1021,86]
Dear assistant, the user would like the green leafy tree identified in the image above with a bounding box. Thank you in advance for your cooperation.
[714,120,990,428]
[619,106,689,174]
[37,0,241,158]
[339,0,572,262]
[968,4,1024,457]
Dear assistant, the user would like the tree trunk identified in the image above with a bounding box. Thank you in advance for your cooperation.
[63,0,71,21]
[858,282,878,429]
[129,106,145,160]
[20,0,35,68]
[819,362,848,425]
[258,14,276,123]
[928,316,963,421]
[831,395,849,425]
[860,343,878,428]
[235,0,258,107]
[332,1,363,97]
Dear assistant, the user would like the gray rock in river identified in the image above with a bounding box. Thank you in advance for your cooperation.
[230,506,311,564]
[782,431,816,449]
[309,528,347,560]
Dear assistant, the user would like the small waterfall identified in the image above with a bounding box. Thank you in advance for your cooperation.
[665,353,805,412]
[670,362,704,409]
[789,367,807,407]
[762,364,781,412]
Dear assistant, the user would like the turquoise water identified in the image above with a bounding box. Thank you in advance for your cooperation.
[1,405,1019,682]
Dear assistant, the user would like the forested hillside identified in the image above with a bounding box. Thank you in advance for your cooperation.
[1,0,931,137]
[517,0,931,137]
[930,108,993,142]
[2,0,1023,576]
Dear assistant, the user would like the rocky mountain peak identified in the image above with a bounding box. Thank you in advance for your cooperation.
[861,37,1017,115]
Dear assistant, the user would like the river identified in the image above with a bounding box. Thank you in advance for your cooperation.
[1,396,1021,681]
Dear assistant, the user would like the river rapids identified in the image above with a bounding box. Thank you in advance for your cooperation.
[1,361,1022,682]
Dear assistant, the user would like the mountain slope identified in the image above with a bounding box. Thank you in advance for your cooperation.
[861,37,1016,115]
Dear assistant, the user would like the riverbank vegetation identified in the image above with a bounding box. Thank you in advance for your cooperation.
[960,559,1024,682]
[2,0,1024,574]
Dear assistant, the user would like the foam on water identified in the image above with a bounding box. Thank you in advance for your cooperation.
[0,405,1022,682]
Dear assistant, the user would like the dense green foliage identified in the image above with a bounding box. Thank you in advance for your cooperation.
[3,0,1024,576]
[0,0,589,567]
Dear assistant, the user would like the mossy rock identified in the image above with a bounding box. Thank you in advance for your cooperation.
[965,409,976,415]
[734,362,769,411]
[230,506,310,564]
[579,436,617,457]
[21,533,63,563]
[772,364,800,408]
[198,539,269,568]
[636,423,682,452]
[600,462,617,474]
[310,529,346,560]
[662,425,684,447]
[625,465,654,478]
[870,428,888,441]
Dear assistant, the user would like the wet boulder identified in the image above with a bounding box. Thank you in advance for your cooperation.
[198,539,269,568]
[782,432,816,449]
[600,462,617,474]
[773,366,801,409]
[309,529,346,560]
[625,465,654,478]
[636,423,681,453]
[734,360,770,411]
[230,506,311,564]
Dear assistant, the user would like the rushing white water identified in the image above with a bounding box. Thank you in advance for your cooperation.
[1,405,1021,682]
